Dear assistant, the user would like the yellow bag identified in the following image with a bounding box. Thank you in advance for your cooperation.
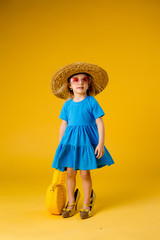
[46,169,67,215]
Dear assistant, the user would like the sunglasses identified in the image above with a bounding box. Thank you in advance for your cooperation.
[70,76,91,84]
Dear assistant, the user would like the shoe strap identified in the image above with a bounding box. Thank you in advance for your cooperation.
[80,208,89,212]
[68,202,76,206]
[63,202,76,212]
[83,203,94,207]
[62,208,71,212]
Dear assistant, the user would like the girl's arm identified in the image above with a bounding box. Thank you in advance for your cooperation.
[59,120,68,143]
[96,117,105,145]
[95,117,105,159]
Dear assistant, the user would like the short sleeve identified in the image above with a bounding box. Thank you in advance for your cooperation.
[91,97,105,119]
[59,102,68,121]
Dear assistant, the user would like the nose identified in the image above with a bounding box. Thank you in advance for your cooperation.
[79,79,84,84]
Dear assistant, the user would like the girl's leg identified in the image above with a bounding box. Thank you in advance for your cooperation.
[66,167,77,209]
[80,170,92,210]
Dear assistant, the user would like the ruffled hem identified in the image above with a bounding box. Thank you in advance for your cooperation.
[51,143,115,172]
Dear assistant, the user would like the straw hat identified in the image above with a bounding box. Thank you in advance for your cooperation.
[50,62,109,100]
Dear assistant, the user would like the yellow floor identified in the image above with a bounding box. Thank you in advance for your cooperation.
[1,181,160,240]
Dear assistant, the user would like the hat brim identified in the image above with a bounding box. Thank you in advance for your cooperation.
[50,62,109,99]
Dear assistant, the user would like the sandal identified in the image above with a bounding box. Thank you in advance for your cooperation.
[79,189,96,219]
[62,188,81,218]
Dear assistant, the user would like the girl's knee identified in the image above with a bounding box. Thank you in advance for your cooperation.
[67,167,77,178]
[80,170,91,180]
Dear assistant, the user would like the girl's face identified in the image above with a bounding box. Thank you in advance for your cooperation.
[68,73,91,95]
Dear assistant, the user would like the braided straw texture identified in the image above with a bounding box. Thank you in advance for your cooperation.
[50,62,109,100]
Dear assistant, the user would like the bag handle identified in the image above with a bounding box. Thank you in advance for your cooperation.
[51,169,66,190]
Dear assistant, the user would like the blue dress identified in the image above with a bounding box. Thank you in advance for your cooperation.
[51,95,115,172]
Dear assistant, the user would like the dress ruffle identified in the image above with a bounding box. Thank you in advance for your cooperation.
[52,124,114,172]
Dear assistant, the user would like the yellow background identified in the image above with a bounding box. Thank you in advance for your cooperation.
[0,0,160,239]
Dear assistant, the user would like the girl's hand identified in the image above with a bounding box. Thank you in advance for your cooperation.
[95,143,105,159]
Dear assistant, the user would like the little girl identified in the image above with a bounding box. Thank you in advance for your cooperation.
[50,62,115,219]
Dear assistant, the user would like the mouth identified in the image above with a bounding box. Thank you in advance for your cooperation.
[77,87,84,89]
